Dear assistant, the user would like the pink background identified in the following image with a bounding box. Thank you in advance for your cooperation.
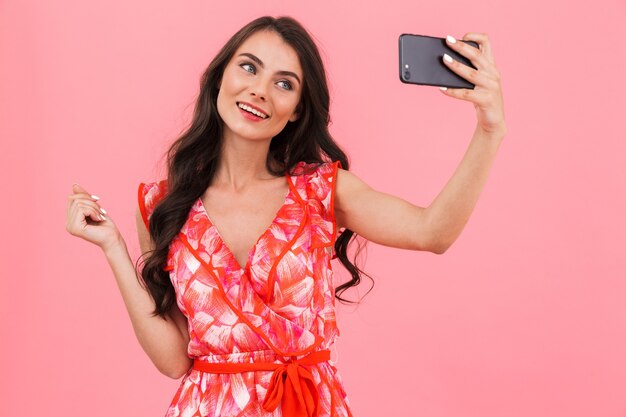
[2,0,625,416]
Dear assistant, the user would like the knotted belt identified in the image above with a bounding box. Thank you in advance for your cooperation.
[192,349,330,417]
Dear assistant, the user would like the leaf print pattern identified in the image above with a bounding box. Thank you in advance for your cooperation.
[138,161,353,417]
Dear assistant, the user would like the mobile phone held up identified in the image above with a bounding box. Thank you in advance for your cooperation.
[399,33,479,89]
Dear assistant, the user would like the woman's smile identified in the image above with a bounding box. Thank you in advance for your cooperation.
[237,101,270,120]
[216,29,302,142]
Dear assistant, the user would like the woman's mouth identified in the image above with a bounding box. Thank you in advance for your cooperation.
[237,102,269,120]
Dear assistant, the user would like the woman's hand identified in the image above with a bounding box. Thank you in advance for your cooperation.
[65,184,124,252]
[440,33,506,136]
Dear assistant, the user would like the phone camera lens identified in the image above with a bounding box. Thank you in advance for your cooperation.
[403,70,411,81]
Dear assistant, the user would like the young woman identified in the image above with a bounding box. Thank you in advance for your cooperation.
[66,15,506,417]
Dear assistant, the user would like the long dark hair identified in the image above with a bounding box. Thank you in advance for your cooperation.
[137,16,373,319]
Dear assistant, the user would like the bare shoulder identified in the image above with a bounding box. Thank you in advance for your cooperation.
[336,167,369,191]
[333,167,436,252]
[334,168,373,231]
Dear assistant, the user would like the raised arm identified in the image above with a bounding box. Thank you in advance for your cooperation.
[335,125,504,254]
[335,32,506,254]
[334,169,436,253]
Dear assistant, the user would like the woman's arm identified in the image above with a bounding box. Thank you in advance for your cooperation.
[335,32,506,254]
[335,125,503,254]
[135,207,190,344]
[98,209,192,379]
[66,184,191,378]
[426,125,504,252]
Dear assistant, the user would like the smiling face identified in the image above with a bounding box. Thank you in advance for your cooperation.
[216,30,303,143]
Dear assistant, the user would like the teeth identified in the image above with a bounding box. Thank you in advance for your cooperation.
[238,103,268,119]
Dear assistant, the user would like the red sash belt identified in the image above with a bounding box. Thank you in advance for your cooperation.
[192,349,330,417]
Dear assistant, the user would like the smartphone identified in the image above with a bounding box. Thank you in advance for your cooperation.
[399,33,479,89]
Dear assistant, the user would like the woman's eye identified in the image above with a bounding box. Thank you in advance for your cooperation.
[240,63,255,74]
[277,80,292,90]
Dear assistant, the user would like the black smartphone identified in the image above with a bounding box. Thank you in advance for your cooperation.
[399,33,479,89]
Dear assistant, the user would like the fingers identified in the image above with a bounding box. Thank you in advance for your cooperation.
[439,32,502,103]
[72,183,100,200]
[67,192,105,210]
[461,32,493,60]
[439,83,481,103]
[65,183,123,250]
[66,200,105,237]
[446,33,499,73]
[76,200,107,223]
[441,51,481,89]
[66,183,107,226]
[446,34,483,65]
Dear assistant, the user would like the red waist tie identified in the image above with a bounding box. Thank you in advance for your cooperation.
[192,349,330,417]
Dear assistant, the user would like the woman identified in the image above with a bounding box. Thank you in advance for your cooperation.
[65,15,506,417]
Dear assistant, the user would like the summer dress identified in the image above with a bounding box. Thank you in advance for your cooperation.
[138,160,353,417]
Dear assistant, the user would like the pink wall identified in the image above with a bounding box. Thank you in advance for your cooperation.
[2,0,625,416]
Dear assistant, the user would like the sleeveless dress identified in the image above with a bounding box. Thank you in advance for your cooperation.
[138,160,354,417]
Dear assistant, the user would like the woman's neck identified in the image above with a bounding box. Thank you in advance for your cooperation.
[214,133,279,190]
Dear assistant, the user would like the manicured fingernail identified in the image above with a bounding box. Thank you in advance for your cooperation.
[100,214,106,220]
[440,86,448,91]
[443,54,453,63]
[100,207,107,214]
[446,35,456,44]
[91,195,100,200]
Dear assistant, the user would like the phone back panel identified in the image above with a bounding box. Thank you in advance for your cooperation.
[399,34,478,89]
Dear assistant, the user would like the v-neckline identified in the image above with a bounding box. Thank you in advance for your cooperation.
[197,171,294,272]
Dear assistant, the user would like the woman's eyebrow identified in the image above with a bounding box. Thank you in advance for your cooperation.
[237,52,301,85]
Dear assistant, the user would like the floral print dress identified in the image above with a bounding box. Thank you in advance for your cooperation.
[138,161,353,417]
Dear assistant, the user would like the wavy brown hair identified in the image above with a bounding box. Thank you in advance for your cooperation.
[137,16,373,319]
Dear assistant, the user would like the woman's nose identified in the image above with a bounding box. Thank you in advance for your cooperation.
[249,80,268,101]
[250,91,266,101]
